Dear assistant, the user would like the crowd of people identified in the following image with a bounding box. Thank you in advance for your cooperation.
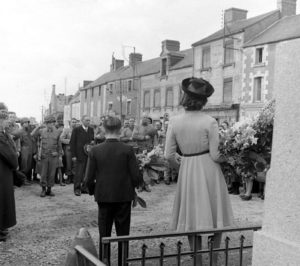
[1,77,263,265]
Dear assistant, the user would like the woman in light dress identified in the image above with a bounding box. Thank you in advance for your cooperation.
[165,77,234,265]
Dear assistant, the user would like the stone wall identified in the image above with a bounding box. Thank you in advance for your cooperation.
[252,37,300,266]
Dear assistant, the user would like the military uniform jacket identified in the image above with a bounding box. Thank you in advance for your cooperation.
[33,127,62,159]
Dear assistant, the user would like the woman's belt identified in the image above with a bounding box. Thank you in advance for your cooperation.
[182,150,209,157]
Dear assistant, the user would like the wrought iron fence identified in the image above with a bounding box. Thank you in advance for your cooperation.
[75,245,106,266]
[101,225,261,266]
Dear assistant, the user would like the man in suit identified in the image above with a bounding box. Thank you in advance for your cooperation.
[70,115,94,196]
[85,116,140,265]
[60,118,78,184]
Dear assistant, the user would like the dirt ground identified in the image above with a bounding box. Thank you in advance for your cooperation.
[0,182,263,266]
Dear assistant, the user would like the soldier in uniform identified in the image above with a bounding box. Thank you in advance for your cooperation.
[120,117,136,148]
[31,115,62,197]
[132,116,158,153]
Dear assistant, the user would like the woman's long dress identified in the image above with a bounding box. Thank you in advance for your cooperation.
[165,111,234,232]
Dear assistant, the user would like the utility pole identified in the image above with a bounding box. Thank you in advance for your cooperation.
[119,78,123,122]
[41,106,44,123]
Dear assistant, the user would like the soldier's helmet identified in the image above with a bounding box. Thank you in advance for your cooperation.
[44,115,56,123]
[20,117,30,125]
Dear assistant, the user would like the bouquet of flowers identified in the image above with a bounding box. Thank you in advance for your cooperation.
[136,145,168,171]
[136,145,168,184]
[220,99,275,180]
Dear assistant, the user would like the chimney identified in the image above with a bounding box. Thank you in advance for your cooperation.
[52,84,56,93]
[83,80,93,88]
[224,8,248,25]
[115,59,124,70]
[161,40,180,55]
[110,56,125,71]
[129,53,142,67]
[277,0,297,17]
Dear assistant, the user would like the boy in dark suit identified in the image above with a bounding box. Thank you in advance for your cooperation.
[70,115,94,196]
[85,116,140,265]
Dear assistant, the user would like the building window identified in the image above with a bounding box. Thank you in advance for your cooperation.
[144,91,150,109]
[90,101,94,116]
[109,84,113,95]
[97,99,101,116]
[154,89,160,108]
[98,87,101,96]
[83,103,87,115]
[85,90,87,99]
[108,102,113,111]
[91,88,94,98]
[161,58,167,76]
[166,87,174,107]
[223,78,233,103]
[202,46,211,69]
[255,48,264,64]
[224,40,234,65]
[126,100,131,115]
[253,77,263,102]
[128,80,132,92]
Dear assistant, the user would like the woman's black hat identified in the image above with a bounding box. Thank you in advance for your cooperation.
[181,77,214,99]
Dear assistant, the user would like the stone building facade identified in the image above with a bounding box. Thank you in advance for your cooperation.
[80,40,193,124]
[241,11,299,118]
[140,40,192,121]
[192,7,281,123]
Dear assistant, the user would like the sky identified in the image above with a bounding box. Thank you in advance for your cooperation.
[1,0,299,121]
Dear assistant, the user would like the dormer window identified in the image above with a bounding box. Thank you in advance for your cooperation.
[161,58,167,76]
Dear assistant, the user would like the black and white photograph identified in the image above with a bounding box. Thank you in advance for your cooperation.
[1,0,300,265]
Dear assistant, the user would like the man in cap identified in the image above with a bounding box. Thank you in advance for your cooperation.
[70,115,94,196]
[31,115,62,197]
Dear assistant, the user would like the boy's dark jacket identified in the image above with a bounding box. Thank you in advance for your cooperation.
[85,139,141,202]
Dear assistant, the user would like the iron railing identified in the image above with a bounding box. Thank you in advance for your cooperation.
[75,245,106,266]
[101,225,261,266]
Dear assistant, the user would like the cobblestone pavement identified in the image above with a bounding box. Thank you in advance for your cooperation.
[0,182,264,266]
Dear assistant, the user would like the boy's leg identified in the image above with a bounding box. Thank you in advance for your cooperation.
[114,202,131,266]
[98,202,114,265]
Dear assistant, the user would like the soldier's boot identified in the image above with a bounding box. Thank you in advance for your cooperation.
[40,187,46,197]
[46,187,55,197]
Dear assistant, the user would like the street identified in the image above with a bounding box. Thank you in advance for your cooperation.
[0,183,263,265]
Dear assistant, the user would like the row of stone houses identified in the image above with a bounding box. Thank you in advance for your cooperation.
[61,0,299,125]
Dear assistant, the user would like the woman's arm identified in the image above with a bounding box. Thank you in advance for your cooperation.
[165,119,180,171]
[208,119,226,163]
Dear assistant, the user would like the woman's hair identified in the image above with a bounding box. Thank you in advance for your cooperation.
[180,92,208,111]
[103,116,122,133]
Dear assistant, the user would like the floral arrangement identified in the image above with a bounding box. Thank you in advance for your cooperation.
[220,99,275,180]
[136,145,167,170]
